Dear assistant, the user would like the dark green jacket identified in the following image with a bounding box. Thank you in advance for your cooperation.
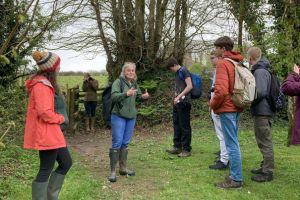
[54,93,69,131]
[111,77,142,119]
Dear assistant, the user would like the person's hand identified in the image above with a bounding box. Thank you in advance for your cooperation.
[141,89,150,99]
[126,87,137,96]
[174,96,180,105]
[84,74,89,81]
[294,64,300,74]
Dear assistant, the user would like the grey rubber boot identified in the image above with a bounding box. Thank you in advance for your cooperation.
[119,148,135,176]
[32,181,48,200]
[108,148,119,182]
[47,171,65,200]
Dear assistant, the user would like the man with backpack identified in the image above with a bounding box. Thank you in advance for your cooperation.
[165,57,193,157]
[210,36,244,189]
[247,47,274,182]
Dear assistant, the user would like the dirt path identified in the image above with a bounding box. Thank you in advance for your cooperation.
[67,125,171,199]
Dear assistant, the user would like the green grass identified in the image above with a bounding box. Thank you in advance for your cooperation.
[0,146,104,200]
[101,118,300,199]
[58,75,108,91]
[1,117,300,199]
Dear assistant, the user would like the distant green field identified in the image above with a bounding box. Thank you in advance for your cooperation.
[58,75,108,91]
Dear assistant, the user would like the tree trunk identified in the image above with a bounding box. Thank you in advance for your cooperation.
[173,0,181,61]
[90,0,115,81]
[237,0,245,52]
[178,0,188,64]
[135,0,145,65]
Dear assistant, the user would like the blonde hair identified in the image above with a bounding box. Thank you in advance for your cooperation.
[120,62,136,79]
[247,47,262,64]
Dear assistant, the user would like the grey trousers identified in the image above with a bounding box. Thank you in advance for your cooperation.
[254,115,274,173]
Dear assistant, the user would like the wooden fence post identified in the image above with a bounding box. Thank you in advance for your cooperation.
[66,86,105,134]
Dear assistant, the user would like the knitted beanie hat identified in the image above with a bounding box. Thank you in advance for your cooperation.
[32,51,61,72]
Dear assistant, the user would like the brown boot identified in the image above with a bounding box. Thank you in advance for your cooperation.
[90,117,95,133]
[166,147,182,155]
[215,176,242,189]
[177,150,191,157]
[85,117,90,132]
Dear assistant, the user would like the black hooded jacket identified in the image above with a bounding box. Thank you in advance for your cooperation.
[250,58,274,116]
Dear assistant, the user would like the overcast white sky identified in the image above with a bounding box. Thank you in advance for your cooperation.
[54,49,107,72]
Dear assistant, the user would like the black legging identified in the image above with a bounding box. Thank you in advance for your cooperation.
[35,147,72,182]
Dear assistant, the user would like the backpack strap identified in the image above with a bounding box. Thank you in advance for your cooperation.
[224,58,239,67]
[178,67,185,81]
[119,77,125,93]
[110,77,126,113]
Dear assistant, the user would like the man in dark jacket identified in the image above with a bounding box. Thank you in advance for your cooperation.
[248,47,274,182]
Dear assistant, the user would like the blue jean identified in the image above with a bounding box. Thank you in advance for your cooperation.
[111,114,136,149]
[220,112,242,182]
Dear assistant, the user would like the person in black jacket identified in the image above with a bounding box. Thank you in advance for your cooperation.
[248,47,274,182]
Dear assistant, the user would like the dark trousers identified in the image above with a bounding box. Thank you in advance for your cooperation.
[84,101,97,117]
[173,102,192,152]
[254,115,274,173]
[35,147,72,182]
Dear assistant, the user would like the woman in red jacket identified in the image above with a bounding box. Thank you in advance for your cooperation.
[24,51,72,200]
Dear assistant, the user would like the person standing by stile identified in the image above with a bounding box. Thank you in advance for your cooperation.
[210,36,244,189]
[165,58,193,157]
[208,51,229,170]
[82,73,99,133]
[108,62,149,182]
[247,47,275,182]
[24,51,72,200]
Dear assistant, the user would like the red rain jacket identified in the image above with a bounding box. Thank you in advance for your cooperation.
[24,75,66,150]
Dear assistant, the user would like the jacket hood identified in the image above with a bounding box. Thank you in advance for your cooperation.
[25,75,53,93]
[223,51,244,62]
[251,57,270,72]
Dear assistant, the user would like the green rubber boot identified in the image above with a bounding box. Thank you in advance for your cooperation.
[32,181,48,200]
[119,148,135,176]
[108,148,119,182]
[47,171,65,200]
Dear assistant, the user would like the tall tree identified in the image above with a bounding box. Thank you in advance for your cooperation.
[56,0,224,81]
[0,0,84,87]
[226,0,266,50]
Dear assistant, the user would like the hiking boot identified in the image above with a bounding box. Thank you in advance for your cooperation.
[215,176,242,189]
[209,160,228,170]
[251,172,273,182]
[166,147,181,155]
[251,167,263,174]
[177,150,191,157]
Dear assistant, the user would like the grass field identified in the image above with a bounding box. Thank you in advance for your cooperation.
[2,116,300,199]
[58,75,108,91]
